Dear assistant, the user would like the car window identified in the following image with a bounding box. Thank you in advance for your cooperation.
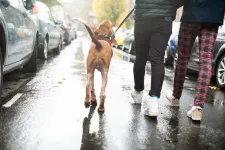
[36,2,50,20]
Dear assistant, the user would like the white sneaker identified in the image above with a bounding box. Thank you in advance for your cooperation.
[187,106,202,121]
[141,96,159,117]
[131,89,143,104]
[166,90,180,106]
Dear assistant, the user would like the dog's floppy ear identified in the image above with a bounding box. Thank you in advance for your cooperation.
[94,28,99,36]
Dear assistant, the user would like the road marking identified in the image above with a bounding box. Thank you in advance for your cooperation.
[3,93,23,108]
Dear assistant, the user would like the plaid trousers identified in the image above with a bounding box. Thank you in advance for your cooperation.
[173,22,218,108]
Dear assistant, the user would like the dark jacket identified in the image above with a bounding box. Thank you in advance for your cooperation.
[181,0,225,25]
[134,0,182,20]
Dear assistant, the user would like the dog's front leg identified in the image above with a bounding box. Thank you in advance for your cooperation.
[98,69,108,112]
[85,73,93,108]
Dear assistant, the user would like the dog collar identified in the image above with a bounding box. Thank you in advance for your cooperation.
[97,34,113,41]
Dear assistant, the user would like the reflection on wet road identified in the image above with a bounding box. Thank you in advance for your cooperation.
[0,37,225,150]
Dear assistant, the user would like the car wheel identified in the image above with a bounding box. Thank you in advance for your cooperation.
[164,46,174,67]
[0,49,3,98]
[39,39,48,60]
[216,53,225,88]
[75,34,77,39]
[53,39,62,54]
[23,39,37,73]
[65,40,69,45]
[128,42,135,54]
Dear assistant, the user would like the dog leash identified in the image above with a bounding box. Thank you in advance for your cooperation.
[111,7,135,38]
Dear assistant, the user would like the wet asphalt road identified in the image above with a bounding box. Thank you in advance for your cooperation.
[0,37,225,150]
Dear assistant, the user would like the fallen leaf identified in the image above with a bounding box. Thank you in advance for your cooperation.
[209,86,220,90]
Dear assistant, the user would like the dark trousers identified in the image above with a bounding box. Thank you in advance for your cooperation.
[133,18,172,98]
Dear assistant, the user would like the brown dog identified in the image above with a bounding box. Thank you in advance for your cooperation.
[77,20,117,112]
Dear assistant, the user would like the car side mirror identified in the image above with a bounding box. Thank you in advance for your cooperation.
[23,0,35,10]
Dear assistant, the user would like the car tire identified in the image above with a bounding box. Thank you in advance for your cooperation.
[0,49,3,99]
[164,46,174,67]
[23,39,38,73]
[53,38,62,55]
[128,42,135,54]
[216,53,225,88]
[122,44,126,51]
[39,39,48,60]
[75,33,77,39]
[65,40,69,45]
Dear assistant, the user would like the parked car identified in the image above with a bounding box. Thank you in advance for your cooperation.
[0,0,38,98]
[164,22,180,66]
[29,1,63,60]
[70,27,77,40]
[113,27,128,48]
[122,27,135,54]
[61,22,72,45]
[165,21,225,88]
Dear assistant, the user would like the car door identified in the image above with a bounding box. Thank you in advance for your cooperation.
[188,26,225,72]
[48,10,60,49]
[45,7,55,50]
[1,0,25,65]
[36,2,54,50]
[212,26,225,60]
[17,0,36,59]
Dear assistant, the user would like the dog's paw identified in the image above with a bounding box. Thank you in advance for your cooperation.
[91,100,97,106]
[84,102,91,108]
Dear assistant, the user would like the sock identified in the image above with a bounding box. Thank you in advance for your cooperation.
[151,95,158,99]
[151,95,158,102]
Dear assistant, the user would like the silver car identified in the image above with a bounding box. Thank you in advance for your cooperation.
[29,1,63,60]
[0,0,38,98]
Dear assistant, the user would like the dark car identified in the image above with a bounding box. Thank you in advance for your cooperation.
[122,27,135,54]
[29,1,63,60]
[0,0,38,98]
[165,21,225,88]
[61,22,72,45]
[70,27,77,40]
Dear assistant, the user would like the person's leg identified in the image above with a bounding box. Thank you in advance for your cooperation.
[133,30,150,92]
[173,23,200,99]
[131,22,151,104]
[149,33,171,98]
[187,24,218,121]
[194,24,218,108]
[138,19,171,117]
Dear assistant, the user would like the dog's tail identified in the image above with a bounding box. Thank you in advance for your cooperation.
[73,18,102,50]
